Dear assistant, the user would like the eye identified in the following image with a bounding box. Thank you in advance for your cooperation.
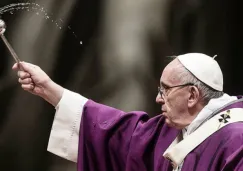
[162,84,169,90]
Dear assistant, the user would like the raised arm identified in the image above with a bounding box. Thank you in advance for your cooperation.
[12,62,151,167]
[12,62,86,162]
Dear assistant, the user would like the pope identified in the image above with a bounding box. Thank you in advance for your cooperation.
[13,53,243,171]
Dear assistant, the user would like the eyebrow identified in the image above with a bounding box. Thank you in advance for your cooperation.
[160,81,170,87]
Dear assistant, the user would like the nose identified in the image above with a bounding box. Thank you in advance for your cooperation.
[156,93,165,104]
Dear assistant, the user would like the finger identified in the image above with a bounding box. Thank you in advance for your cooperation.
[21,84,34,91]
[18,71,31,79]
[18,78,33,84]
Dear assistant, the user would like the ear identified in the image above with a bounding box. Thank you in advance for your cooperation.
[188,86,200,108]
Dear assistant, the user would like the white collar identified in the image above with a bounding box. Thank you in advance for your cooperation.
[182,94,237,138]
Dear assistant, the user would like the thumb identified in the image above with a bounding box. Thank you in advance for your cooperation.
[19,61,35,74]
[12,63,19,70]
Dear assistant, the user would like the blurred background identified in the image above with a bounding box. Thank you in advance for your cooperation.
[0,0,242,170]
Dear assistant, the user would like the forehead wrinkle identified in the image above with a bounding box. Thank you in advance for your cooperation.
[162,59,184,85]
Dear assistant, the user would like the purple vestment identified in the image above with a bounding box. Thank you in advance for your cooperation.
[77,100,243,171]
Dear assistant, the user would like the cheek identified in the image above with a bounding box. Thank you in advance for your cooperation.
[164,98,176,117]
[166,95,187,114]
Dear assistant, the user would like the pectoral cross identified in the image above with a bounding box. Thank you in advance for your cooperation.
[218,110,231,129]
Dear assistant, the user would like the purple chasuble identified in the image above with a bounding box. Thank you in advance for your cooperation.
[77,99,243,171]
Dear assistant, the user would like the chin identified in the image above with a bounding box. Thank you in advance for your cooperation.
[165,118,174,127]
[165,118,183,130]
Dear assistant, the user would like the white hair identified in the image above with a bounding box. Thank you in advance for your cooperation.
[175,60,224,103]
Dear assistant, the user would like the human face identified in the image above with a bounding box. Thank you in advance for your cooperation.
[156,60,194,129]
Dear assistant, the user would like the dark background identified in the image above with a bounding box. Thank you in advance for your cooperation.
[0,0,242,170]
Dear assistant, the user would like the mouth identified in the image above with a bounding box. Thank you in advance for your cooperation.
[161,106,167,115]
[161,110,167,115]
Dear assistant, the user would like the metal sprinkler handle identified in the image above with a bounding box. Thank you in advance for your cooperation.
[0,19,21,63]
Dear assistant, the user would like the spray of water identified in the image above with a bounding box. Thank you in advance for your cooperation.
[0,2,82,45]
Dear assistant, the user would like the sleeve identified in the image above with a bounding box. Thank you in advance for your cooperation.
[77,100,149,171]
[47,89,88,162]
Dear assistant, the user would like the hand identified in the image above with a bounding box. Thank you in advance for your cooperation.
[12,62,51,95]
[12,62,64,106]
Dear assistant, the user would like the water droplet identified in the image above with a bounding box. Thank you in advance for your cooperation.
[0,2,82,46]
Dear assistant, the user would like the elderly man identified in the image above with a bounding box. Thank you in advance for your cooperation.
[13,53,243,171]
